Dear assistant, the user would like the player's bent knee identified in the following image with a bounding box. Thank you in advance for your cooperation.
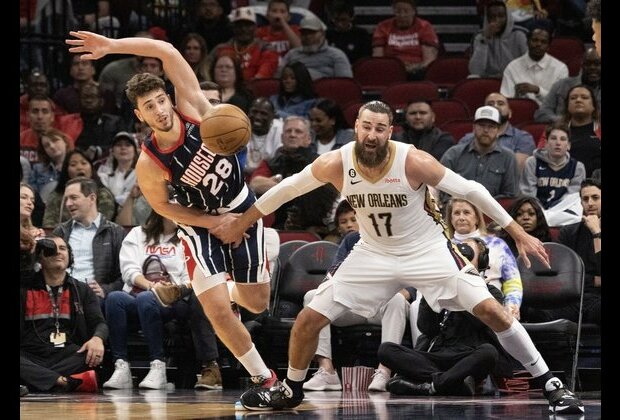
[294,308,330,335]
[473,298,512,331]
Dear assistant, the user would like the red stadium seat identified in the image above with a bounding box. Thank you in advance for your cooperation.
[429,98,471,127]
[247,78,280,98]
[440,119,473,144]
[424,57,470,90]
[313,77,362,108]
[507,98,539,126]
[518,120,547,143]
[450,78,502,116]
[548,37,585,77]
[342,101,364,129]
[381,81,439,111]
[352,57,407,95]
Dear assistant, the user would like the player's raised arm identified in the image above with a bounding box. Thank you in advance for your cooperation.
[210,150,342,244]
[65,31,210,116]
[406,148,549,269]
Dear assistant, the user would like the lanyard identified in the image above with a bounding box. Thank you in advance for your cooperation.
[427,310,451,352]
[46,284,63,335]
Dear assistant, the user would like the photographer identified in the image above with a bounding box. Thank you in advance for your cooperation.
[20,236,108,392]
[379,239,515,396]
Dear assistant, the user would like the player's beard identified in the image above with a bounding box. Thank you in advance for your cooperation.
[355,139,389,168]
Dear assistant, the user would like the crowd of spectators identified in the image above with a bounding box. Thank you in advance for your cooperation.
[20,0,601,396]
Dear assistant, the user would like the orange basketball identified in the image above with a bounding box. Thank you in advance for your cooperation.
[199,104,251,156]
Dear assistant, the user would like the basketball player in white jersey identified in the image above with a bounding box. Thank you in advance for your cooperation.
[212,101,584,414]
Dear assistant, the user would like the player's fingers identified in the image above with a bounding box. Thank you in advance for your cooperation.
[68,46,86,53]
[68,30,85,38]
[65,39,83,46]
[521,254,531,269]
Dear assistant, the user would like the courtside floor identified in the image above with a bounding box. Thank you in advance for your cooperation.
[20,388,600,419]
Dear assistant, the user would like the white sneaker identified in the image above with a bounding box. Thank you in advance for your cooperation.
[103,359,133,389]
[368,369,390,392]
[303,367,342,391]
[139,360,168,389]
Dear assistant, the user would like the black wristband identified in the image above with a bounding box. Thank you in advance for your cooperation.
[592,232,601,239]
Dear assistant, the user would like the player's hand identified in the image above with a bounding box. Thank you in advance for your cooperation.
[210,213,248,245]
[515,232,549,269]
[66,30,113,60]
[505,303,520,320]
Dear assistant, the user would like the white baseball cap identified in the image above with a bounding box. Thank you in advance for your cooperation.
[230,7,256,24]
[474,105,500,124]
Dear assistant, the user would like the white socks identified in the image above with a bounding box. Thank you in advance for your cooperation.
[287,365,309,383]
[238,343,271,379]
[495,318,549,378]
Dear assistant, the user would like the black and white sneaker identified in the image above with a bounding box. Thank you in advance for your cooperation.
[240,379,303,411]
[544,380,584,414]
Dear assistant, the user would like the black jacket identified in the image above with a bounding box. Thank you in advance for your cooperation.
[559,221,601,294]
[415,284,515,377]
[393,126,454,161]
[20,273,108,350]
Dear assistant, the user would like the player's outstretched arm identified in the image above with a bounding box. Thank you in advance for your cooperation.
[406,148,549,268]
[211,151,341,244]
[66,31,209,116]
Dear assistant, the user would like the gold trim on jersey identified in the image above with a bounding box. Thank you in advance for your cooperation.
[352,140,397,184]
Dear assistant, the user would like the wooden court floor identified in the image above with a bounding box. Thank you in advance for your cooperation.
[20,388,600,419]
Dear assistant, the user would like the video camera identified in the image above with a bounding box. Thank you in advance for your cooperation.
[35,238,58,258]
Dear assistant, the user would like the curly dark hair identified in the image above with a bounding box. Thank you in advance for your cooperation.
[125,73,167,107]
[499,196,551,254]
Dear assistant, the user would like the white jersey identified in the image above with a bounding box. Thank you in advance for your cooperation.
[339,140,448,255]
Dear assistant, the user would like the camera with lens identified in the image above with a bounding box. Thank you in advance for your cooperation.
[35,238,58,258]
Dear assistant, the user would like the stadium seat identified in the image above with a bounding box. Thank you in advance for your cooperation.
[352,57,407,95]
[429,98,471,127]
[342,101,364,128]
[440,119,474,143]
[450,78,502,115]
[381,81,439,111]
[424,56,470,91]
[518,242,599,389]
[313,77,363,108]
[507,98,539,126]
[518,120,547,142]
[247,78,280,98]
[548,36,585,75]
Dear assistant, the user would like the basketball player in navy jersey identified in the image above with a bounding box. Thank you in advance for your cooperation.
[213,100,584,414]
[66,31,278,390]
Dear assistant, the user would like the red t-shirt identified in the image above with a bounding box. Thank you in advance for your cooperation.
[256,25,301,57]
[214,40,279,81]
[372,17,439,65]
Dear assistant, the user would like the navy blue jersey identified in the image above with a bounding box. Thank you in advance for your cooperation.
[535,157,578,209]
[142,111,246,213]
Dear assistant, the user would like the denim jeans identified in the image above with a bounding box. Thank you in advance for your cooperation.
[105,290,188,361]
